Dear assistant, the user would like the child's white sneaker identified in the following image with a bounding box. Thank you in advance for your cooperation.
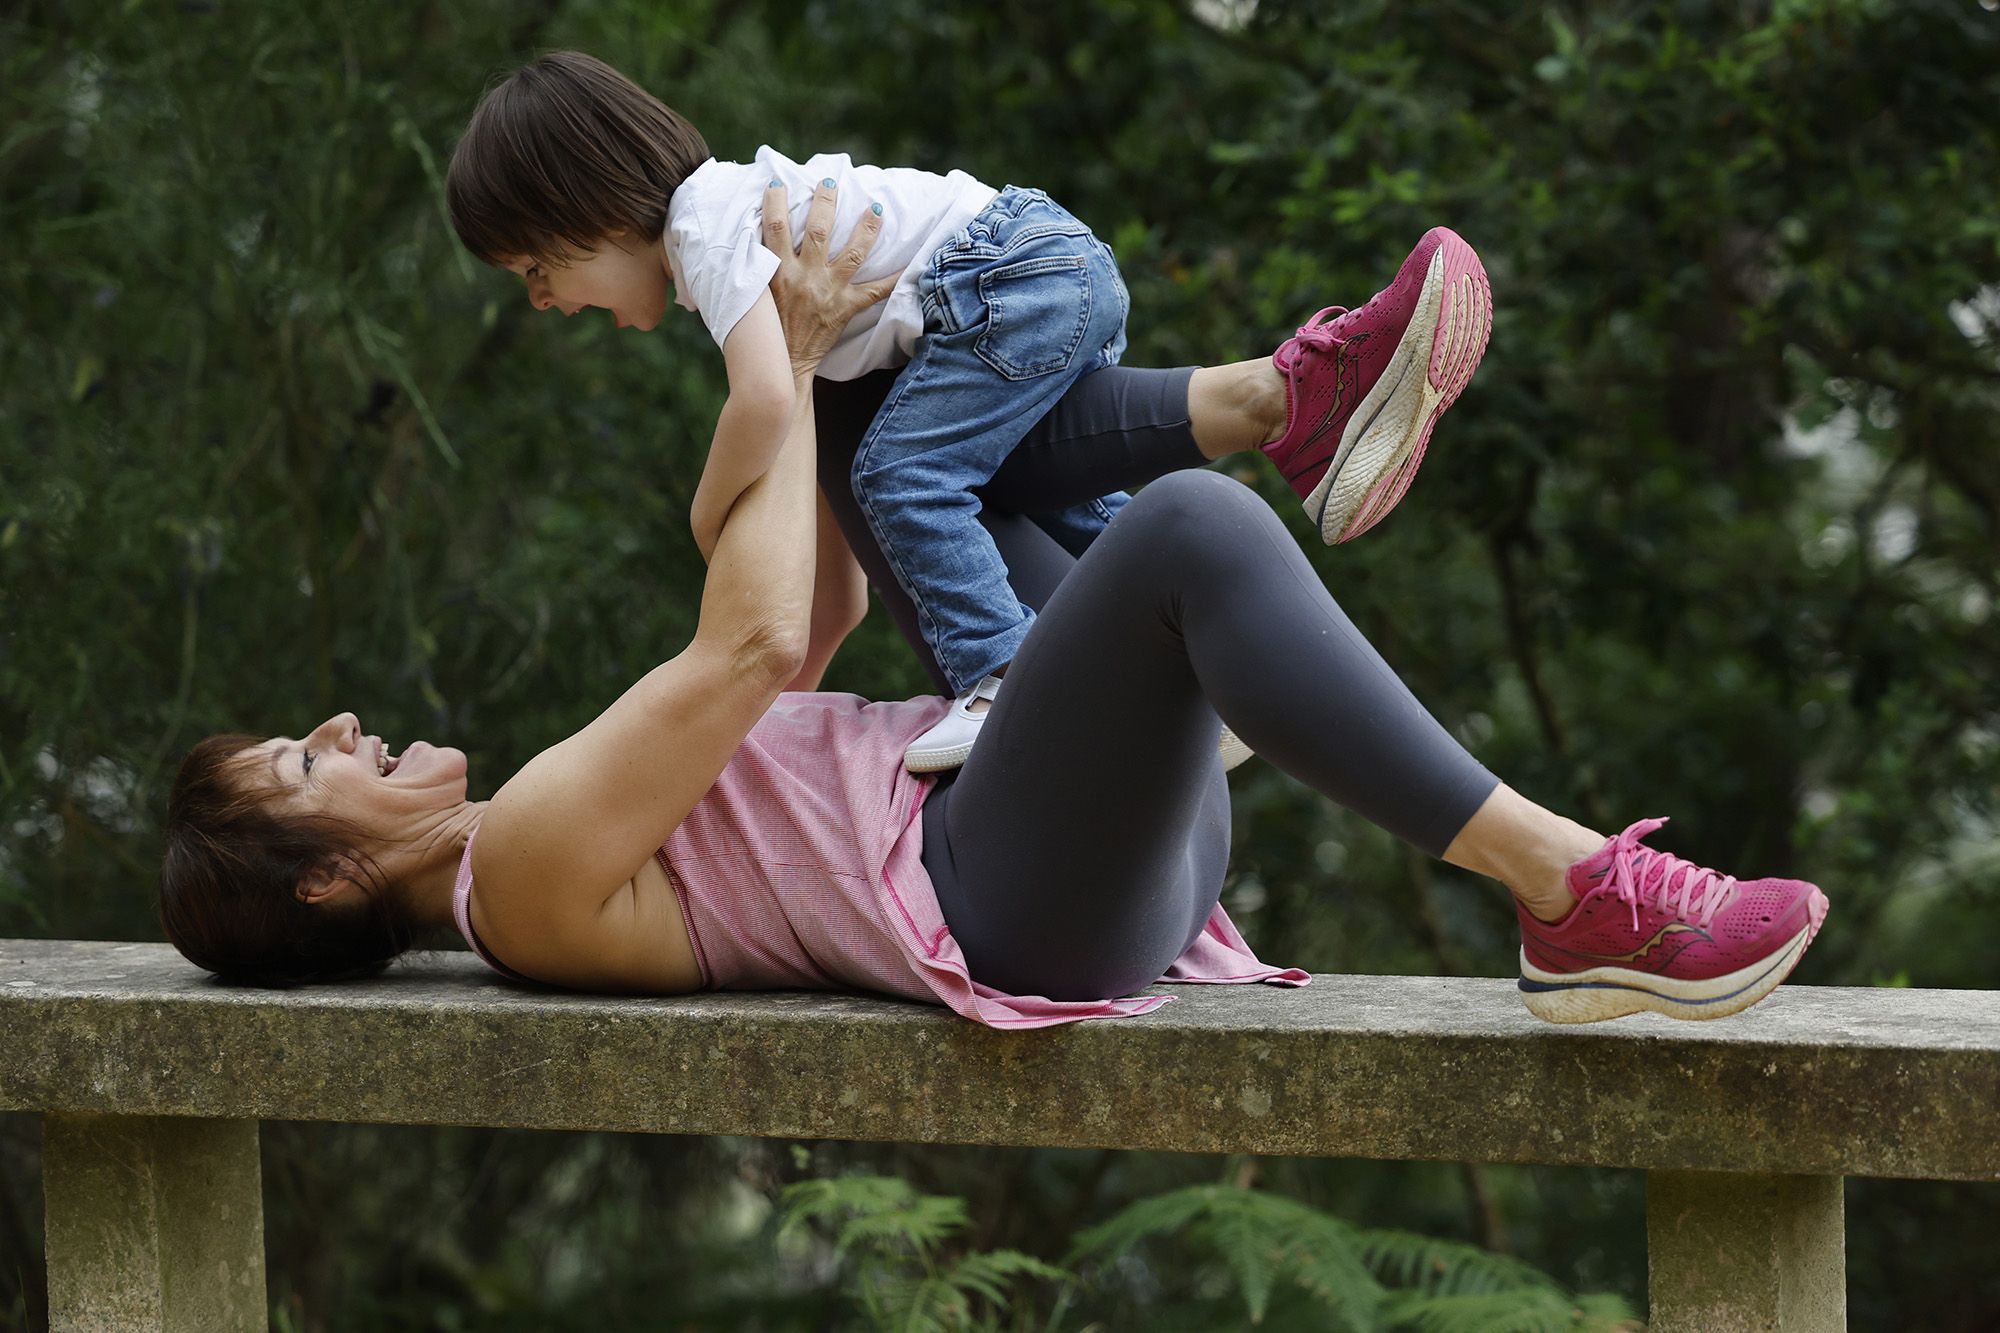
[905,675,1003,773]
[1219,725,1255,772]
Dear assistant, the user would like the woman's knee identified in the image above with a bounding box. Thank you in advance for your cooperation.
[1119,468,1275,540]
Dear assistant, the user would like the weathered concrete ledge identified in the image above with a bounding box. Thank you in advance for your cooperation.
[4,939,1996,1181]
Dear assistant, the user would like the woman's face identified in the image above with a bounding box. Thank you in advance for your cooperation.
[504,229,669,331]
[248,712,469,846]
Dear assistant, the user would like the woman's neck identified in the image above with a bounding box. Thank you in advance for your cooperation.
[389,801,489,930]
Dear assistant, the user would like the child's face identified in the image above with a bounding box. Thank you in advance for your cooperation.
[503,228,670,331]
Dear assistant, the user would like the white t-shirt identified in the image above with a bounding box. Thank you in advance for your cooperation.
[662,146,998,382]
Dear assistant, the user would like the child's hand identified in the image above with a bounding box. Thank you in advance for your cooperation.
[763,180,900,377]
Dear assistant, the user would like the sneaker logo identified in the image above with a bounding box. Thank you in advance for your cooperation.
[1285,369,1358,481]
[1571,921,1711,963]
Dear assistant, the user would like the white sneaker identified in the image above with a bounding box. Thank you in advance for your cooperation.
[1219,725,1255,772]
[905,675,1003,773]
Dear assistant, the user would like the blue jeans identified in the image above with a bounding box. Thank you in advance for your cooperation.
[851,185,1130,695]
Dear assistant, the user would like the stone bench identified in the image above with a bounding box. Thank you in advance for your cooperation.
[4,939,1996,1331]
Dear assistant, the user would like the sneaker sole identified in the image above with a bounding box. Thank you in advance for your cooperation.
[1518,890,1828,1024]
[1307,235,1493,544]
[904,742,975,774]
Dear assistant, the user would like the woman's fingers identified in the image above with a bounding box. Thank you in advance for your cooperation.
[760,180,903,373]
[764,180,890,291]
[830,202,884,279]
[796,179,838,267]
[822,277,898,335]
[761,181,792,259]
[850,273,900,310]
[827,200,900,311]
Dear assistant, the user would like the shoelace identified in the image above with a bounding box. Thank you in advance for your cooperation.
[1603,817,1739,932]
[1282,305,1352,362]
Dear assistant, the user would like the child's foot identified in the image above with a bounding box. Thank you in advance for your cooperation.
[1218,725,1254,772]
[1515,817,1830,1024]
[905,674,1003,773]
[1262,227,1492,544]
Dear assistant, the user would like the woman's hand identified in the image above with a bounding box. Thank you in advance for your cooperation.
[764,181,900,378]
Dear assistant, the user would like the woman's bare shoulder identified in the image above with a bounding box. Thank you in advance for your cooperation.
[467,831,702,994]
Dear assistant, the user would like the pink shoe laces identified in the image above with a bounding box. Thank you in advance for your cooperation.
[1600,817,1739,932]
[1278,305,1352,368]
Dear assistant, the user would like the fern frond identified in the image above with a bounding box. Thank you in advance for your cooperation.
[876,1272,972,1333]
[1360,1227,1561,1298]
[944,1248,1072,1308]
[1359,1222,1639,1331]
[778,1175,1074,1331]
[1207,1195,1283,1320]
[1063,1183,1229,1265]
[829,1195,968,1261]
[778,1174,920,1234]
[1383,1284,1639,1333]
[776,1174,969,1261]
[1067,1183,1386,1329]
[1264,1200,1386,1331]
[1570,1290,1643,1331]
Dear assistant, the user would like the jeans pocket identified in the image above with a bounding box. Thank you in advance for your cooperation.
[974,253,1092,381]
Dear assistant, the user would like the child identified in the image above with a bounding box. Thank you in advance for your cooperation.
[445,51,1491,772]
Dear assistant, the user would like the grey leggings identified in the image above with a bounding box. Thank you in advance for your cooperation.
[814,368,1500,1002]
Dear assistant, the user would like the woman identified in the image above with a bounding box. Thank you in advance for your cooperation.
[161,187,1827,1027]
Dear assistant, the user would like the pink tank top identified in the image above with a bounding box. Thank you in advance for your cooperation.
[452,692,1309,1028]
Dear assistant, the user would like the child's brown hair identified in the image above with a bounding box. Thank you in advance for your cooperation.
[446,50,709,267]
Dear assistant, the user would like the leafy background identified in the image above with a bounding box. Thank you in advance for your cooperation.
[3,0,1996,1328]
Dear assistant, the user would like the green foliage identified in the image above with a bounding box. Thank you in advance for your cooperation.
[1068,1183,1382,1328]
[1065,1183,1636,1332]
[3,0,1997,1328]
[777,1174,1071,1332]
[1362,1230,1637,1332]
[781,1174,1635,1333]
[1381,1288,1636,1333]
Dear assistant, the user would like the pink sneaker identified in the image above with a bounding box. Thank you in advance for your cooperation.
[1515,817,1830,1024]
[1262,228,1492,544]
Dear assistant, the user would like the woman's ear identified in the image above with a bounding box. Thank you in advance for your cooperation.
[295,862,363,907]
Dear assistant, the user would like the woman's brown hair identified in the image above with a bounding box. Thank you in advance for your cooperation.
[446,49,711,267]
[159,735,416,986]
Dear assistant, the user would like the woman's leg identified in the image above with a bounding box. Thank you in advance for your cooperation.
[923,469,1515,1000]
[829,372,1822,1017]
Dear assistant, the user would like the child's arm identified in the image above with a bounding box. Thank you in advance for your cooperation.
[690,290,798,563]
[783,485,871,692]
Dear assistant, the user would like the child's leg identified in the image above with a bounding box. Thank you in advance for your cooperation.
[850,189,1129,696]
[818,364,1215,693]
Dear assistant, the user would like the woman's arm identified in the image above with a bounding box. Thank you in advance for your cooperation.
[475,360,819,982]
[783,486,871,692]
[471,182,895,985]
